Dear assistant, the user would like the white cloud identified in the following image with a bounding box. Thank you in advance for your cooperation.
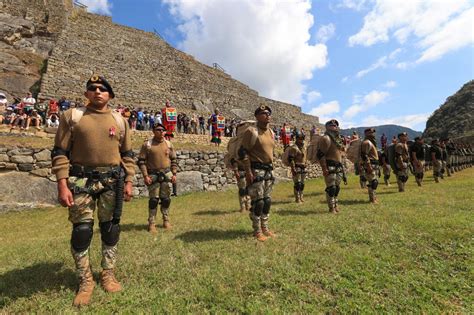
[316,23,336,43]
[356,56,387,78]
[361,113,430,130]
[81,0,112,15]
[383,80,397,88]
[354,48,401,78]
[416,7,474,63]
[307,100,340,117]
[164,0,328,104]
[341,76,349,83]
[337,0,371,11]
[348,0,473,64]
[344,90,389,119]
[305,90,322,104]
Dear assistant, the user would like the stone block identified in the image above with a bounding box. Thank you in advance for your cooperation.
[18,163,34,171]
[4,163,17,170]
[36,161,52,168]
[10,155,34,163]
[30,168,50,177]
[207,158,217,165]
[0,154,9,162]
[33,149,51,161]
[176,171,203,194]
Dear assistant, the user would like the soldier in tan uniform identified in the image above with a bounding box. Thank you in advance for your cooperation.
[288,132,307,203]
[394,132,410,192]
[430,139,443,183]
[410,136,426,186]
[138,123,177,232]
[239,105,276,242]
[317,119,345,213]
[52,75,135,306]
[360,128,380,203]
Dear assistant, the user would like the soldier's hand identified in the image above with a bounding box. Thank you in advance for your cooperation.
[171,175,177,184]
[124,181,133,201]
[234,171,240,180]
[245,172,254,186]
[57,179,74,207]
[144,176,152,186]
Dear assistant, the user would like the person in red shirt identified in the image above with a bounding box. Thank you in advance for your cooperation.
[280,123,291,149]
[161,100,176,140]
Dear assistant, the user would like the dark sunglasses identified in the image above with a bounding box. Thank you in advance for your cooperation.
[153,128,165,132]
[87,85,108,92]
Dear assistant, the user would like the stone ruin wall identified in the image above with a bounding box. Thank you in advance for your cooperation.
[0,142,324,211]
[38,8,320,128]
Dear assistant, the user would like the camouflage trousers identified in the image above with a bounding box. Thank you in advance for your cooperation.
[147,171,172,223]
[413,160,425,186]
[237,171,251,211]
[324,168,343,211]
[433,160,442,182]
[292,165,306,202]
[382,164,391,186]
[358,165,367,188]
[68,176,119,272]
[247,168,274,233]
[395,164,409,192]
[364,164,380,202]
[441,160,450,177]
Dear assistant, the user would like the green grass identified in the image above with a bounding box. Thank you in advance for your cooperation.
[0,169,473,313]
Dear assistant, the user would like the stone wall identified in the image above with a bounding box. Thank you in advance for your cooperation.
[0,145,324,201]
[38,9,321,128]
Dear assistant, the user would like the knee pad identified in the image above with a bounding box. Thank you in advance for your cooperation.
[360,175,367,182]
[325,185,337,197]
[71,222,93,252]
[335,185,341,197]
[384,174,390,180]
[238,187,247,197]
[160,197,171,208]
[252,198,264,217]
[440,168,445,174]
[99,221,120,247]
[149,197,159,209]
[370,179,378,190]
[262,197,271,215]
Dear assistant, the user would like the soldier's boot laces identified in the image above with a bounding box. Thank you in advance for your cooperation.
[73,269,95,307]
[100,269,122,293]
[148,222,157,234]
[262,228,276,238]
[253,231,267,242]
[163,220,172,229]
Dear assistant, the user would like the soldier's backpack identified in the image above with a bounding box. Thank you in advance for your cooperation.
[386,143,398,172]
[306,135,321,164]
[224,120,258,169]
[346,139,362,163]
[68,106,126,146]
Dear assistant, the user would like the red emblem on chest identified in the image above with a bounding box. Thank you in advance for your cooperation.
[109,126,116,137]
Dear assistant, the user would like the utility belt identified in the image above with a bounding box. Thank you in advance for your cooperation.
[294,164,307,174]
[327,160,344,174]
[69,164,122,180]
[251,162,273,171]
[250,162,274,183]
[369,160,379,165]
[149,168,171,184]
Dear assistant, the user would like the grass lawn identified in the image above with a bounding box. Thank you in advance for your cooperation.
[0,169,473,313]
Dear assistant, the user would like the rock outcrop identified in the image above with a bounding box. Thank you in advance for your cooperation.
[423,80,474,142]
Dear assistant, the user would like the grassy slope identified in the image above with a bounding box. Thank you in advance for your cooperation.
[0,169,473,313]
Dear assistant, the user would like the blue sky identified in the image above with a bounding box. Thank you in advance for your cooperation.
[82,0,473,131]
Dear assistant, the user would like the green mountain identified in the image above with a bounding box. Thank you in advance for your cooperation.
[423,80,474,142]
[341,125,422,147]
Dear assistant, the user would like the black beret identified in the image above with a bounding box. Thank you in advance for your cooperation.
[152,122,167,131]
[325,119,339,127]
[86,75,115,98]
[364,127,376,133]
[254,104,272,116]
[398,132,408,138]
